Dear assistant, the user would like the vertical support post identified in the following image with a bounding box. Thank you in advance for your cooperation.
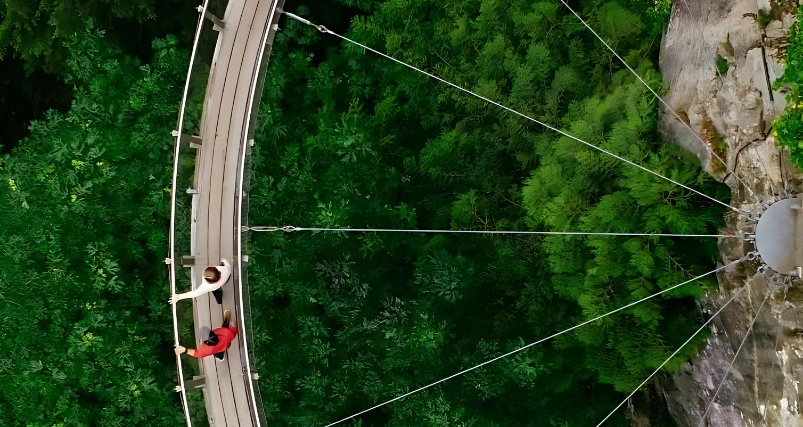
[197,5,225,31]
[172,130,203,148]
[185,376,206,390]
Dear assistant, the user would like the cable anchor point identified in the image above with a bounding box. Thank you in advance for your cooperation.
[283,11,329,33]
[246,226,299,232]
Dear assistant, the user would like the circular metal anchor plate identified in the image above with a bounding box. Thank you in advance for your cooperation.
[755,197,803,276]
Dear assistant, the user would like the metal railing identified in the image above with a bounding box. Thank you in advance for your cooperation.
[170,0,280,425]
[235,1,287,426]
[168,1,213,426]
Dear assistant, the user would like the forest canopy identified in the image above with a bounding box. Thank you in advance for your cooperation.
[0,0,199,71]
[0,0,735,425]
[773,1,803,167]
[246,0,727,426]
[0,27,187,426]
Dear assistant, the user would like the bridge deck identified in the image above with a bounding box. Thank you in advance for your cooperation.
[178,0,283,425]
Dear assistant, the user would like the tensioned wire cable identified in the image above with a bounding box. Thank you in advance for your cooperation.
[697,288,769,427]
[556,0,760,203]
[247,225,737,239]
[596,281,748,426]
[282,12,750,217]
[316,257,747,427]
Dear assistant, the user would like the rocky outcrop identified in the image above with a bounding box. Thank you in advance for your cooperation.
[655,0,803,426]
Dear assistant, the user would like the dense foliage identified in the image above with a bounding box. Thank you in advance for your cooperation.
[0,0,732,425]
[773,3,803,167]
[247,0,726,426]
[0,0,154,70]
[0,27,185,425]
[0,0,203,73]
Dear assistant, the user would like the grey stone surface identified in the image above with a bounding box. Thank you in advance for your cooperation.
[655,1,803,426]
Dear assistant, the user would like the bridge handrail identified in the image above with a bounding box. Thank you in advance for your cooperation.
[168,1,211,425]
[236,2,286,426]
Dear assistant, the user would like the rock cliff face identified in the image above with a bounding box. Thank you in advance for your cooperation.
[655,1,803,426]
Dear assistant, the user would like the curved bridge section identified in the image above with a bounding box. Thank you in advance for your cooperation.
[169,0,285,425]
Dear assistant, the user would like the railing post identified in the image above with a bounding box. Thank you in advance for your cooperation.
[197,5,225,31]
[172,130,203,148]
[185,376,206,390]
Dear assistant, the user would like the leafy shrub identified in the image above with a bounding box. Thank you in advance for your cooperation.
[773,3,803,167]
[0,26,186,425]
[716,55,731,76]
[248,0,725,425]
[756,9,773,28]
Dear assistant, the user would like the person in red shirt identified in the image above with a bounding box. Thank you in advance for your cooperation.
[175,310,238,361]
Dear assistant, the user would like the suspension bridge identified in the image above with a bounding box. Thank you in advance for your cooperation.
[167,1,797,426]
[168,0,284,425]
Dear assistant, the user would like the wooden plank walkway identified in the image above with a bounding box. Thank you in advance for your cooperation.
[182,0,283,425]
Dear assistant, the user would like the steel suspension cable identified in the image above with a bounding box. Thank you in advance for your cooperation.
[557,0,760,203]
[283,12,748,216]
[697,288,769,427]
[247,225,737,238]
[596,282,748,426]
[317,257,746,427]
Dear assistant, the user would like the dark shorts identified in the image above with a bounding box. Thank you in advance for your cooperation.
[205,317,229,360]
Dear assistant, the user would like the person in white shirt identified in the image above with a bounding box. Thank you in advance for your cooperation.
[170,258,231,304]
